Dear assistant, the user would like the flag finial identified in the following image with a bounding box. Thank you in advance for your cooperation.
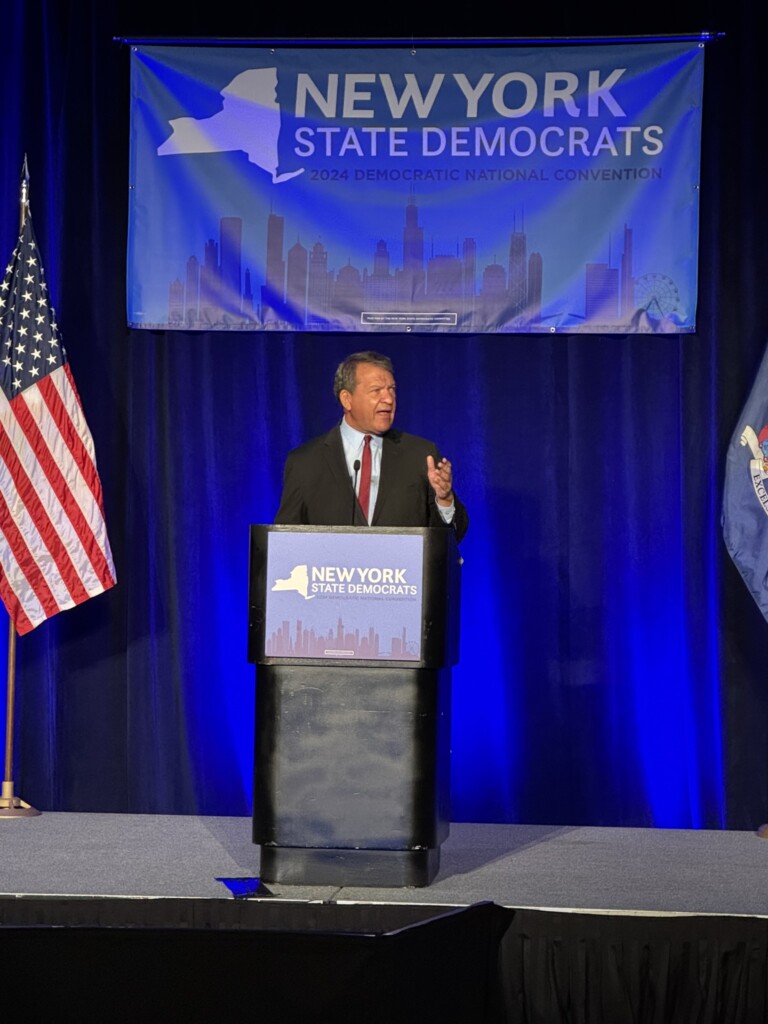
[19,156,30,230]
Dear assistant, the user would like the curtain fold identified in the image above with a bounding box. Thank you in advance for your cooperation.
[501,910,768,1024]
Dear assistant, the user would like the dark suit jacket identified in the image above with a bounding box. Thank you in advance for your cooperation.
[274,425,468,541]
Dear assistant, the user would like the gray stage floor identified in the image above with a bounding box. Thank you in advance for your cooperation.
[1,813,768,917]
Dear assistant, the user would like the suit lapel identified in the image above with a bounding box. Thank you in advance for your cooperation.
[371,431,401,525]
[324,425,367,525]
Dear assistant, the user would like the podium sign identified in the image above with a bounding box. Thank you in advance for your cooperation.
[249,525,459,668]
[265,529,424,661]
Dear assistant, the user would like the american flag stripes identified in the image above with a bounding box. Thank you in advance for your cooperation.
[0,209,116,635]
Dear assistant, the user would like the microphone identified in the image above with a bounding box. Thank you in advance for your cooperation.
[352,459,360,525]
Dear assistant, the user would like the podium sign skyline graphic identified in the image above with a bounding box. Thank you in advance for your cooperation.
[128,42,704,335]
[264,530,424,661]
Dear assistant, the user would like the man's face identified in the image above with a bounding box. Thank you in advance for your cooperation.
[340,362,396,435]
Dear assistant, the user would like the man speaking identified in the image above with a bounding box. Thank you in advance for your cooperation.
[274,351,468,541]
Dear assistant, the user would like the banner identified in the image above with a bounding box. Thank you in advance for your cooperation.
[128,42,704,334]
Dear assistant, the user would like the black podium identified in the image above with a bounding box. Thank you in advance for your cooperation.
[248,525,461,887]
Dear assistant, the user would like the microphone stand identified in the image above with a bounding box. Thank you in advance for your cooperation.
[351,459,360,525]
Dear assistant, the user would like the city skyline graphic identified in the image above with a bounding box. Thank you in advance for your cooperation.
[266,614,419,660]
[156,195,671,334]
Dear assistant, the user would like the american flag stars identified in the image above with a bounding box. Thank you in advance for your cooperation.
[1,225,64,400]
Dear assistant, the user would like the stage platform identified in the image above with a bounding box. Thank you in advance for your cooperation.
[2,814,768,1022]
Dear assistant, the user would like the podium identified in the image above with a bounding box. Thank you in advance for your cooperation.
[248,525,461,887]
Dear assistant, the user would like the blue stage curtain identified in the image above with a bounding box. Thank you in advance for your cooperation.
[0,3,765,829]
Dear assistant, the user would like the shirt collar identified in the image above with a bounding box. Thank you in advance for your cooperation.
[340,418,383,450]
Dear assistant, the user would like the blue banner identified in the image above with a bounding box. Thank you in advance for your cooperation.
[128,42,704,334]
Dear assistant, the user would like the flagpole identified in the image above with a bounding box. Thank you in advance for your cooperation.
[0,157,40,817]
[0,620,38,815]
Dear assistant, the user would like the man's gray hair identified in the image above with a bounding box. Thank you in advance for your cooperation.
[333,351,394,401]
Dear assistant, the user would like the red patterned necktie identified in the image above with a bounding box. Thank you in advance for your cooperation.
[358,434,372,522]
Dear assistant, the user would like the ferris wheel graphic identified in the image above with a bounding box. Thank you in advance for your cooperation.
[633,273,681,319]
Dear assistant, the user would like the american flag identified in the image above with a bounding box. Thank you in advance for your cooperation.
[0,208,116,635]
